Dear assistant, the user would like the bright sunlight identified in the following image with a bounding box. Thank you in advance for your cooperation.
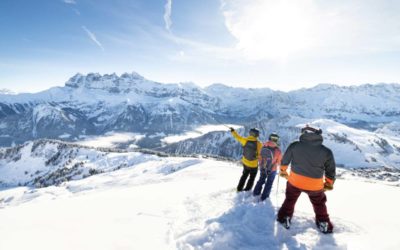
[223,0,317,60]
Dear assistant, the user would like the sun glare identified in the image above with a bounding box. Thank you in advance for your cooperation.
[224,0,316,60]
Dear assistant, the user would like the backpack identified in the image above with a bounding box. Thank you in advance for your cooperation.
[260,146,275,171]
[243,140,258,161]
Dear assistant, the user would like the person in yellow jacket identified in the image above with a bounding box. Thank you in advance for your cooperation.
[230,127,263,192]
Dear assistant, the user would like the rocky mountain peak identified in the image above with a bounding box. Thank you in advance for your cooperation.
[64,72,147,92]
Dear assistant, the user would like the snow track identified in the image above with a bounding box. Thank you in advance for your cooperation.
[176,191,350,250]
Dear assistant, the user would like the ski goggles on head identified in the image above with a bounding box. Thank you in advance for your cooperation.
[301,126,322,135]
[270,135,279,142]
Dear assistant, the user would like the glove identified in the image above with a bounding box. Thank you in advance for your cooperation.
[279,170,289,179]
[323,182,333,191]
[230,127,235,132]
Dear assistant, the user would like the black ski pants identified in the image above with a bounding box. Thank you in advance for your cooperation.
[237,165,258,192]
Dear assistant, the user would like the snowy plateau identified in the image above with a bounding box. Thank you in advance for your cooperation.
[1,72,400,249]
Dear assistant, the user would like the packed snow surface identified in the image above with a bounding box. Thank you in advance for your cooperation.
[1,152,399,250]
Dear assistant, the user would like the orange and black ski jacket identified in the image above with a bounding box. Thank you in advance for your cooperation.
[280,133,336,191]
[231,130,262,168]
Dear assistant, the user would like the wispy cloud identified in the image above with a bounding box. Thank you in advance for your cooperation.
[63,0,76,4]
[163,0,172,32]
[82,26,104,51]
[73,8,81,15]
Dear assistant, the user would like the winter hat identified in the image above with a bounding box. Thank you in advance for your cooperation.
[301,125,322,135]
[249,128,260,137]
[269,133,280,142]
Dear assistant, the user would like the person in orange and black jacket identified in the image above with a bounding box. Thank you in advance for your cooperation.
[230,127,263,192]
[277,125,336,234]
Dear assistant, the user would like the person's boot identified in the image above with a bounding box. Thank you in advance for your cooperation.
[316,220,333,234]
[277,216,291,229]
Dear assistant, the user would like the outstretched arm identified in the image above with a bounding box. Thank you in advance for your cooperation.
[231,130,247,146]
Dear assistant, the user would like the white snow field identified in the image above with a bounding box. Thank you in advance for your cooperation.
[76,132,145,148]
[162,124,242,144]
[1,153,399,250]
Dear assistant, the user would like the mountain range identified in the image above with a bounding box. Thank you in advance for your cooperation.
[1,72,400,169]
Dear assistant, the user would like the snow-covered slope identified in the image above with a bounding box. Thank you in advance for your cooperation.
[0,140,160,187]
[375,121,400,137]
[0,147,399,250]
[161,116,400,169]
[1,72,400,148]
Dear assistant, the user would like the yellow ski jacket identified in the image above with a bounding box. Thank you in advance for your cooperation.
[231,130,263,168]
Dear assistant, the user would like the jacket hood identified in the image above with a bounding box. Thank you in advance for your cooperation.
[299,132,323,146]
[263,141,278,148]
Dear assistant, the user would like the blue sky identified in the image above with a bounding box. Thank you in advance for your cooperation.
[1,0,400,93]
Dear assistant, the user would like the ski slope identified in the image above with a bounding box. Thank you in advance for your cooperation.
[0,153,399,250]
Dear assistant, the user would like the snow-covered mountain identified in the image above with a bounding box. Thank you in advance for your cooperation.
[0,72,399,146]
[160,116,400,169]
[0,72,225,147]
[1,72,400,169]
[1,145,399,250]
[203,82,400,125]
[0,88,15,95]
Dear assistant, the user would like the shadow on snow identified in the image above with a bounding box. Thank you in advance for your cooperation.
[179,191,352,250]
